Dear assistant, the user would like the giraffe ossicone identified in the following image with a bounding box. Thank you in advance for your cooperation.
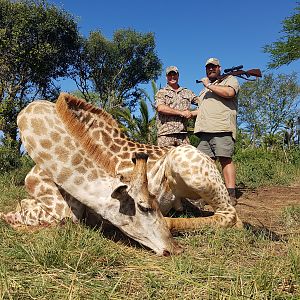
[1,93,242,255]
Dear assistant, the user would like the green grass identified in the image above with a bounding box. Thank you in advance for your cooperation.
[234,147,300,188]
[281,206,300,228]
[0,220,299,299]
[0,147,300,299]
[0,177,300,299]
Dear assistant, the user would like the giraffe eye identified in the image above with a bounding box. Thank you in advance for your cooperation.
[137,203,152,214]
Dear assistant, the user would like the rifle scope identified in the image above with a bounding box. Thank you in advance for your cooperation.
[224,65,243,73]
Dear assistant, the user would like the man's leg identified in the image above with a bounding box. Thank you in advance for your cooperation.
[219,157,237,205]
[157,135,172,147]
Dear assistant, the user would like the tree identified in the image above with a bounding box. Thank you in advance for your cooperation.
[263,3,300,68]
[71,29,162,112]
[238,73,300,147]
[0,0,81,151]
[112,99,156,144]
[112,80,159,144]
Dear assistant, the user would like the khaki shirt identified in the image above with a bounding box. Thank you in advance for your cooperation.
[194,75,240,140]
[155,85,198,136]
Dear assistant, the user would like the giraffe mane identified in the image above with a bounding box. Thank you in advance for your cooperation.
[55,93,119,177]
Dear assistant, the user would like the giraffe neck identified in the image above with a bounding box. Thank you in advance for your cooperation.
[56,93,171,178]
[17,100,122,211]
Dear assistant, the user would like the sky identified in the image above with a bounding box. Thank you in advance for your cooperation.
[50,0,299,103]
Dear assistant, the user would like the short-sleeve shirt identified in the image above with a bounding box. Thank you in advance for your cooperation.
[194,75,240,140]
[155,85,198,136]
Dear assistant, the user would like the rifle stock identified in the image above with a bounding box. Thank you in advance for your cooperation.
[217,68,262,81]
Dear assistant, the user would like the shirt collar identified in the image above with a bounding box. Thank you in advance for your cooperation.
[165,84,185,92]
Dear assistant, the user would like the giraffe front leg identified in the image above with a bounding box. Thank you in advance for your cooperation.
[0,199,54,227]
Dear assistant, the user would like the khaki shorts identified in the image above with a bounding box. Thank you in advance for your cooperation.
[157,133,190,147]
[196,132,234,158]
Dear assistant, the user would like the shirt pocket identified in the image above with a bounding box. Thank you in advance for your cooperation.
[180,96,191,110]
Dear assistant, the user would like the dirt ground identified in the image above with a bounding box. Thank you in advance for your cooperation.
[235,185,300,235]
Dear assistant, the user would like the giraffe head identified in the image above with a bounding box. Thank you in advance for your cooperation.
[108,152,182,256]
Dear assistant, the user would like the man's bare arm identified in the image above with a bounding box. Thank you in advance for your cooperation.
[157,104,192,118]
[200,77,236,99]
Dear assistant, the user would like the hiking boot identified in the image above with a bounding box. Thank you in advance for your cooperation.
[227,188,237,206]
[229,196,237,206]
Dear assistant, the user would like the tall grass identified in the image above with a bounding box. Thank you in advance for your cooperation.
[0,219,299,299]
[234,146,300,188]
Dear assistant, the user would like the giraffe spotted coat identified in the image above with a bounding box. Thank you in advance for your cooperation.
[1,93,242,235]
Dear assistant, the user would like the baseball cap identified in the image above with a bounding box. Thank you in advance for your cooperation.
[166,66,179,75]
[205,58,221,66]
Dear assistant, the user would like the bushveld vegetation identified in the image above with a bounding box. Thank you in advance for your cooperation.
[0,1,300,299]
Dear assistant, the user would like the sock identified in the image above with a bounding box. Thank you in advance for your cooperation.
[227,188,236,198]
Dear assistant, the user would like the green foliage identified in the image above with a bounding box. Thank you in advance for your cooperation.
[238,73,300,147]
[264,3,300,68]
[0,0,80,89]
[189,133,200,147]
[0,138,21,172]
[72,29,162,112]
[112,99,157,144]
[234,146,300,188]
[70,90,101,106]
[111,80,159,145]
[0,0,81,152]
[10,154,35,186]
[0,141,34,183]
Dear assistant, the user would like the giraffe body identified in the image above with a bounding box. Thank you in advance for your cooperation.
[54,93,241,228]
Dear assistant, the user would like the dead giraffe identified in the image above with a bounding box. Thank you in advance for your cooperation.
[1,99,182,255]
[1,93,242,252]
[56,93,242,230]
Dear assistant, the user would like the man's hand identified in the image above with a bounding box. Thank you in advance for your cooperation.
[190,110,199,117]
[199,78,236,99]
[200,77,211,88]
[180,110,192,119]
[157,104,193,118]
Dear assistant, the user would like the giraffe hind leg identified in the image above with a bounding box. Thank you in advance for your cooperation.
[1,165,84,227]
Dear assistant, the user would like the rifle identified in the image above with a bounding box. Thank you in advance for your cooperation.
[196,65,262,83]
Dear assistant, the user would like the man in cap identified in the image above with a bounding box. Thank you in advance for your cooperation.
[155,66,198,147]
[194,58,240,205]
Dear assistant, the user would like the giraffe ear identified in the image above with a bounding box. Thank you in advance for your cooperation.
[111,184,136,216]
[111,184,128,198]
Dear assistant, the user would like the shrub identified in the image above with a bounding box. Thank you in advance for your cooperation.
[0,144,21,173]
[9,155,35,186]
[234,146,300,188]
